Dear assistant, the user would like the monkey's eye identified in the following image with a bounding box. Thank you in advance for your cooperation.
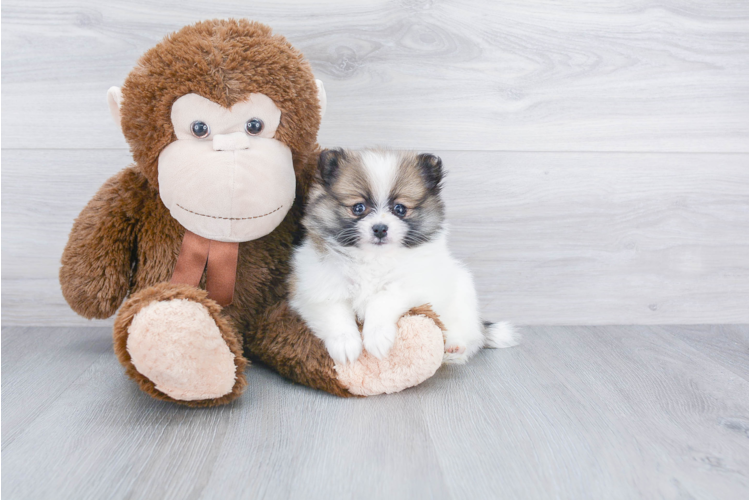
[393,204,407,217]
[190,121,210,139]
[245,118,264,135]
[352,203,366,216]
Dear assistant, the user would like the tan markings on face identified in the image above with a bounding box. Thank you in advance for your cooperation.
[391,152,428,208]
[308,230,329,255]
[327,151,372,207]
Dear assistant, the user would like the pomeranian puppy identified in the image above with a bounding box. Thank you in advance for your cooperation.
[289,148,518,365]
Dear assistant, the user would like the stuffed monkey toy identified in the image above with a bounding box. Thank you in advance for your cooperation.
[60,19,445,407]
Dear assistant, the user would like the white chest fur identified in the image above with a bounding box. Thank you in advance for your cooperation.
[289,230,501,365]
[291,233,456,321]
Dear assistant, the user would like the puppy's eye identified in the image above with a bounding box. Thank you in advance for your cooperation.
[245,118,264,135]
[393,204,407,217]
[190,121,210,138]
[352,203,366,216]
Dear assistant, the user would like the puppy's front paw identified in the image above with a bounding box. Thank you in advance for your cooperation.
[362,321,397,359]
[443,343,470,364]
[444,343,466,354]
[443,351,470,364]
[325,332,363,364]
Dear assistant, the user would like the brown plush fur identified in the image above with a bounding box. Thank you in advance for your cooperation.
[60,19,442,405]
[60,19,352,403]
[120,19,321,189]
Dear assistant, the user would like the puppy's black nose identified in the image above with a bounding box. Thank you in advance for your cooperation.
[372,224,388,239]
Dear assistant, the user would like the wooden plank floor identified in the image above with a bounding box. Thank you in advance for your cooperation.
[2,325,747,499]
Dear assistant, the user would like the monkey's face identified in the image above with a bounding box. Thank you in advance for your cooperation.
[157,93,296,242]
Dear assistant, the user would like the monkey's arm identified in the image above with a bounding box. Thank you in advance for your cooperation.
[247,300,355,397]
[246,300,445,397]
[60,167,144,319]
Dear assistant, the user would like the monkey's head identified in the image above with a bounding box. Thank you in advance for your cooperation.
[108,19,326,242]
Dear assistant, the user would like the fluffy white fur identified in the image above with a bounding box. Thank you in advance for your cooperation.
[290,150,518,365]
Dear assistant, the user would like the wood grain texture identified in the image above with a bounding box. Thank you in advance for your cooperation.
[443,151,749,325]
[3,149,746,326]
[1,0,747,152]
[2,325,747,499]
[2,1,747,325]
[419,325,749,499]
[1,326,113,448]
[657,324,749,380]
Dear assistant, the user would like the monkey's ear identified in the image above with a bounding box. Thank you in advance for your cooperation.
[416,153,444,192]
[107,86,123,133]
[318,148,345,187]
[315,79,327,119]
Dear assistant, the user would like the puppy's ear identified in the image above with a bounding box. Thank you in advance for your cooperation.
[416,153,444,192]
[318,148,346,187]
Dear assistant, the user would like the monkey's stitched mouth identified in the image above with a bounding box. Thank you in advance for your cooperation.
[175,203,284,220]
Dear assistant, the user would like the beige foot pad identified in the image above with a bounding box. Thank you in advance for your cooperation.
[335,314,444,396]
[127,298,237,401]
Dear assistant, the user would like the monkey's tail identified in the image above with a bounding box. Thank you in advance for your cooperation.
[482,321,520,348]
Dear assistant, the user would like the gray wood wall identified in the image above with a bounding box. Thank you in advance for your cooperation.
[2,0,748,326]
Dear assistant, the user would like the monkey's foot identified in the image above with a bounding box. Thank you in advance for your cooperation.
[113,283,247,407]
[335,305,445,396]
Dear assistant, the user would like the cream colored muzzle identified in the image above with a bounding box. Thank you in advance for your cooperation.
[158,132,296,243]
